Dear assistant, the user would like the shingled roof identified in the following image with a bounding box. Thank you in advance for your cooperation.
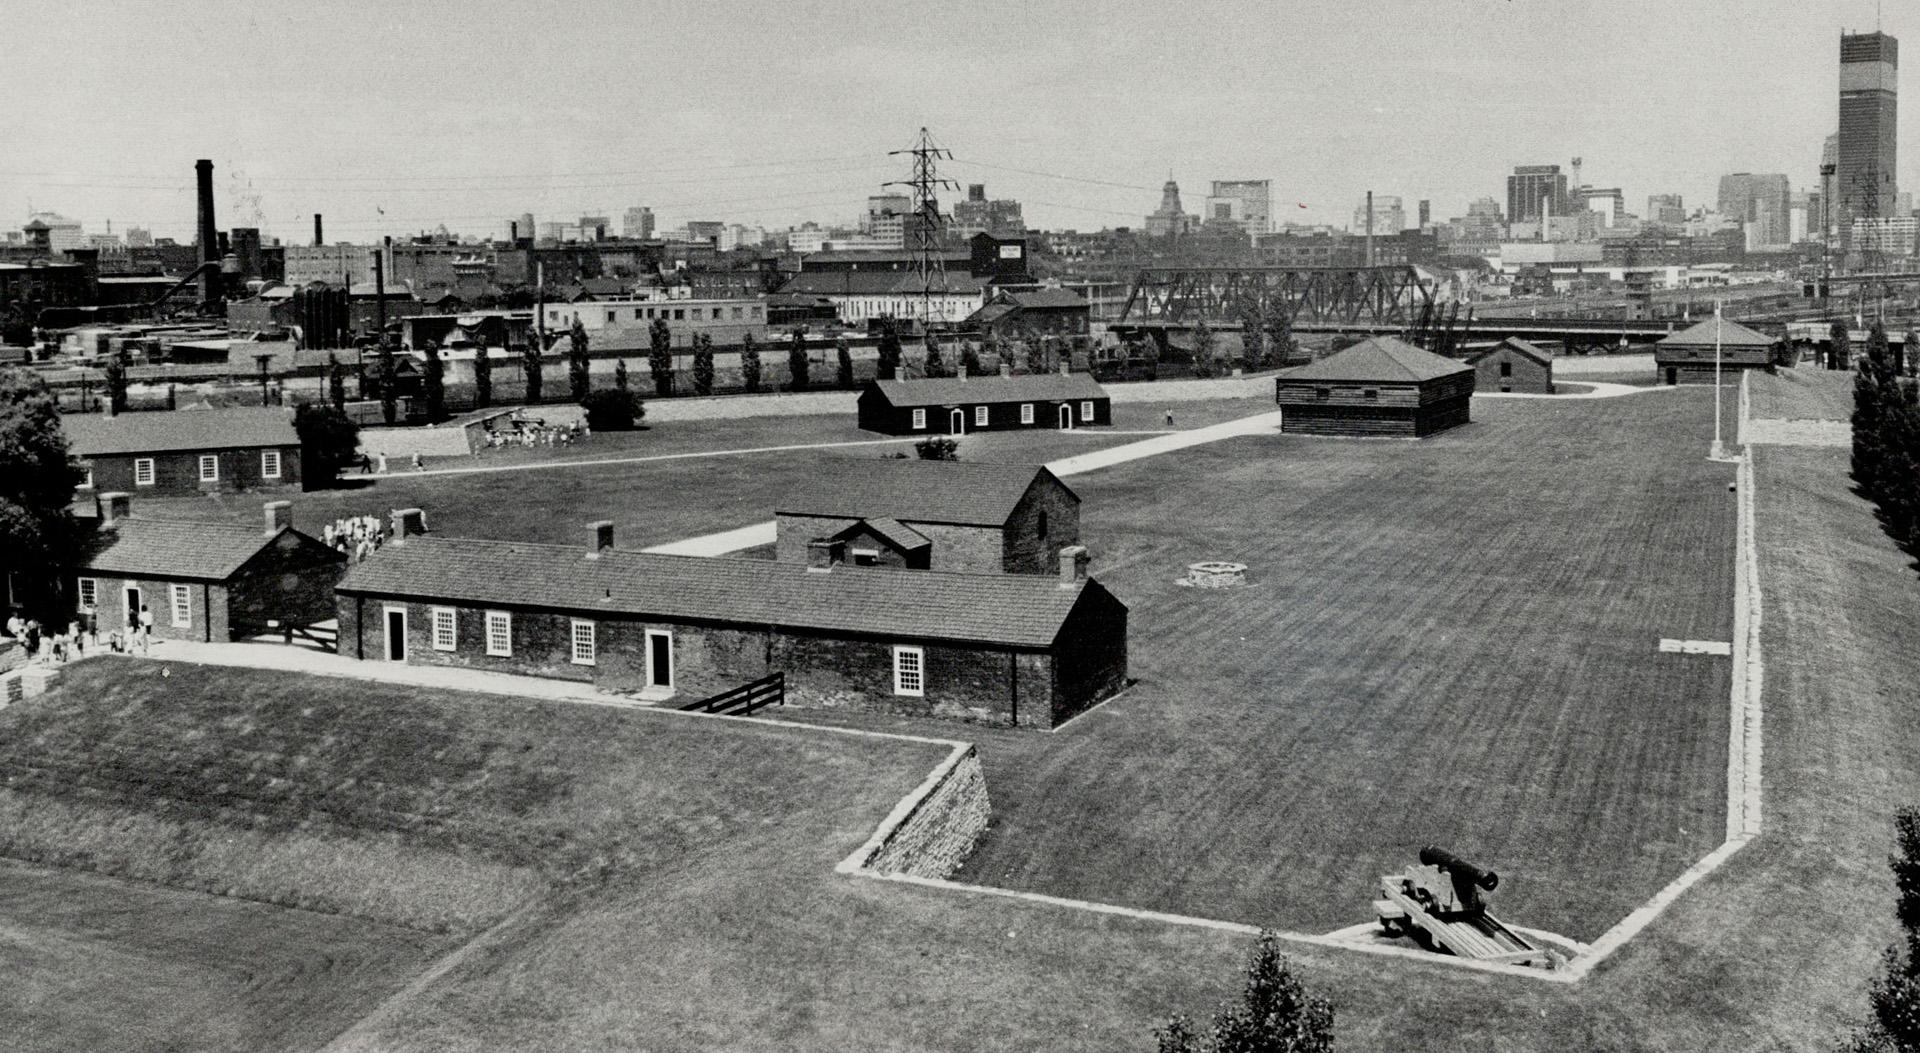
[865,374,1107,409]
[777,459,1074,526]
[337,536,1099,649]
[836,516,931,552]
[1465,337,1556,366]
[63,407,299,457]
[73,517,322,582]
[1657,316,1778,348]
[1278,336,1472,384]
[778,271,988,297]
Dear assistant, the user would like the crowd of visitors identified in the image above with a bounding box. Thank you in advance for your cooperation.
[5,610,152,665]
[321,513,413,563]
[483,418,590,450]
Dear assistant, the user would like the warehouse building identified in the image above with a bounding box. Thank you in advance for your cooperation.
[1274,336,1476,437]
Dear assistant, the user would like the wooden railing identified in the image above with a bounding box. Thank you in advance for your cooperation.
[677,672,784,716]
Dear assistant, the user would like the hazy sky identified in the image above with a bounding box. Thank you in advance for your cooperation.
[3,0,1911,243]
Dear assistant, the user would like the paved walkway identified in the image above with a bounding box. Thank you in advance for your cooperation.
[1481,381,1675,400]
[367,436,922,481]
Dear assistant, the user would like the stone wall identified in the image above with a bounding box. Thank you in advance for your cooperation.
[81,574,225,643]
[1003,479,1081,575]
[857,745,992,879]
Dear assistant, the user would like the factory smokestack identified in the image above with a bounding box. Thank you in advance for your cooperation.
[195,159,220,304]
[313,213,324,247]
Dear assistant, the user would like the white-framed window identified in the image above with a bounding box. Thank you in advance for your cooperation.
[1020,403,1034,424]
[134,458,155,486]
[169,583,191,627]
[974,405,989,427]
[570,619,596,665]
[1080,400,1095,421]
[79,465,93,489]
[430,607,457,651]
[77,577,97,609]
[261,449,282,479]
[198,454,219,482]
[911,408,927,430]
[485,610,512,657]
[892,645,924,697]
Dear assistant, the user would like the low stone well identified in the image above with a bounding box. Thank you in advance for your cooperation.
[1182,561,1249,588]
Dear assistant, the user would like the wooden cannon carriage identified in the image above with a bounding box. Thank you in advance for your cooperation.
[1374,847,1556,968]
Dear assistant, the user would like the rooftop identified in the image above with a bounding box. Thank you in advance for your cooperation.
[74,515,324,582]
[1277,336,1473,384]
[63,407,300,457]
[865,374,1108,409]
[778,271,988,297]
[338,535,1099,649]
[779,458,1073,526]
[1657,316,1779,348]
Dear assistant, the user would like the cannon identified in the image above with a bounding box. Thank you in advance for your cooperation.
[1374,847,1553,968]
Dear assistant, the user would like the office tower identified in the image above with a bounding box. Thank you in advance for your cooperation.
[1838,31,1898,249]
[1717,173,1793,246]
[1205,180,1273,235]
[1506,165,1568,224]
[1647,194,1686,226]
[623,207,655,239]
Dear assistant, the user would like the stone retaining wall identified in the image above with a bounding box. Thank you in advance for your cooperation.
[0,666,61,710]
[846,745,991,879]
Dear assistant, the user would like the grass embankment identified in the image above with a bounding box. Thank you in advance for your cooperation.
[1749,367,1853,421]
[0,661,919,933]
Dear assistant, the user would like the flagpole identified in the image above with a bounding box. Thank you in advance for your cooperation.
[1709,300,1727,460]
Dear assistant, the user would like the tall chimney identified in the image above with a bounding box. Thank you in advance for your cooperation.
[263,500,293,536]
[586,520,615,558]
[313,213,324,247]
[806,539,844,571]
[98,492,132,527]
[1058,545,1090,585]
[389,507,426,542]
[510,220,519,242]
[195,159,221,304]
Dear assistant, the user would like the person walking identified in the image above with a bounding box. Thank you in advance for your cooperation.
[137,605,153,654]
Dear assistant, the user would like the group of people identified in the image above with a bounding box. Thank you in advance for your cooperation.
[483,418,590,451]
[5,610,153,665]
[322,514,396,563]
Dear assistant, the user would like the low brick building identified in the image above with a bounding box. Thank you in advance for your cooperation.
[64,406,304,496]
[335,516,1128,729]
[962,287,1091,338]
[1654,316,1779,385]
[1464,337,1556,394]
[1275,336,1475,437]
[776,460,1080,576]
[857,374,1110,434]
[66,493,346,643]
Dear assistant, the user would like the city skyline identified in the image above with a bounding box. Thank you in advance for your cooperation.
[4,0,1913,244]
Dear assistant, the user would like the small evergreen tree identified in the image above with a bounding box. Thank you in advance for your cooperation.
[103,351,129,414]
[327,353,347,412]
[522,337,543,404]
[961,341,982,378]
[923,334,945,378]
[1905,330,1919,378]
[692,333,715,395]
[1833,321,1854,372]
[1155,931,1334,1053]
[1855,325,1894,499]
[422,341,445,422]
[614,357,629,392]
[788,330,810,391]
[835,335,854,388]
[1025,335,1048,374]
[1191,319,1216,379]
[293,402,361,489]
[740,332,762,392]
[1847,809,1920,1052]
[471,344,491,409]
[568,316,592,401]
[648,318,674,396]
[876,326,902,380]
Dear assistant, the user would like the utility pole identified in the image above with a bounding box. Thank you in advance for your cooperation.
[1819,161,1836,310]
[1364,191,1375,268]
[886,128,959,334]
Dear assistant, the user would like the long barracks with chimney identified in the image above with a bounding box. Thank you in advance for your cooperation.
[334,512,1129,729]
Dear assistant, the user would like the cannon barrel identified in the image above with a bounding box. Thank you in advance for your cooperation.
[1419,846,1499,891]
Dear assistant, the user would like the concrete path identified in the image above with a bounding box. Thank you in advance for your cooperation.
[369,436,921,481]
[1480,381,1676,400]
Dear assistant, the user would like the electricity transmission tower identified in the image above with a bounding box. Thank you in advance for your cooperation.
[886,128,959,332]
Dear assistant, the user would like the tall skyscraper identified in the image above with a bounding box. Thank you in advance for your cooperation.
[623,206,655,239]
[1838,31,1898,249]
[1506,165,1568,224]
[1417,199,1431,230]
[1717,173,1792,246]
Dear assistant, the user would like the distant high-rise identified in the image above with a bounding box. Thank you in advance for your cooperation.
[623,206,655,240]
[1145,179,1197,237]
[1506,165,1568,224]
[1351,194,1406,236]
[1838,31,1898,250]
[1205,180,1273,235]
[952,184,1025,238]
[1717,173,1793,246]
[1417,199,1431,230]
[1647,194,1686,226]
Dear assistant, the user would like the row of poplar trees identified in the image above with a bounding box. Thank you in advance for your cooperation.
[1851,322,1920,558]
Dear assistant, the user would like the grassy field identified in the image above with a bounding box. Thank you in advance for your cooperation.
[1749,367,1853,420]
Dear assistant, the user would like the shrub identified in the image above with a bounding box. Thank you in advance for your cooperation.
[914,437,959,461]
[294,403,361,487]
[961,342,982,377]
[1846,808,1920,1051]
[580,388,644,431]
[923,335,945,378]
[1155,931,1334,1053]
[876,327,901,380]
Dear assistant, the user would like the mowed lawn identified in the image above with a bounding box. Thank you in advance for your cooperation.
[961,390,1738,943]
[119,398,1266,548]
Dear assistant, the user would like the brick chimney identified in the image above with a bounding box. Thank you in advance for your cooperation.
[98,492,132,527]
[586,520,615,558]
[263,500,293,535]
[806,539,845,572]
[1058,358,1072,376]
[999,362,1013,378]
[389,507,426,542]
[1058,544,1090,585]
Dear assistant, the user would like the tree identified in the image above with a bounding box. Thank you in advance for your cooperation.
[614,358,629,393]
[1191,319,1217,379]
[923,334,945,378]
[981,334,1001,374]
[327,353,347,412]
[1905,331,1919,379]
[961,341,983,378]
[1267,311,1296,368]
[1154,931,1334,1053]
[422,340,445,422]
[835,335,854,388]
[580,388,645,431]
[568,316,592,401]
[648,318,674,396]
[740,332,762,392]
[788,330,810,391]
[1847,809,1920,1052]
[522,337,543,404]
[914,436,959,460]
[103,352,129,414]
[876,326,902,380]
[0,370,83,577]
[1025,335,1048,375]
[377,342,398,424]
[692,332,715,395]
[1833,321,1854,372]
[293,402,361,489]
[1855,325,1894,499]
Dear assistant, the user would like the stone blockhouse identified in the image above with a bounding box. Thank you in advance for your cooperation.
[1464,337,1556,394]
[1275,336,1475,437]
[856,374,1111,434]
[334,517,1127,729]
[64,406,305,496]
[775,460,1081,576]
[65,493,346,642]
